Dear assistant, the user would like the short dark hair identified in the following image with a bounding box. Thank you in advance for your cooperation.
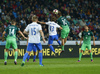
[11,20,16,24]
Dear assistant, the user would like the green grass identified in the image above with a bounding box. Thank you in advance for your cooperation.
[0,58,100,74]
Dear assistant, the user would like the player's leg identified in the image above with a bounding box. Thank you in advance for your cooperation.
[27,53,30,62]
[35,43,44,66]
[4,39,11,65]
[33,45,37,62]
[60,30,67,53]
[48,36,55,53]
[78,43,86,62]
[87,44,93,62]
[4,49,9,65]
[55,35,61,46]
[12,39,18,65]
[33,51,36,62]
[21,43,33,66]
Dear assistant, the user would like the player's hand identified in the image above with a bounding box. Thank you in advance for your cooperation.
[2,38,5,42]
[43,38,46,43]
[93,42,95,46]
[24,37,28,39]
[79,43,81,46]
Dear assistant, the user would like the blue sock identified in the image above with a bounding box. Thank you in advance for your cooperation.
[38,53,42,65]
[57,40,61,45]
[23,53,28,62]
[27,55,30,60]
[33,55,36,60]
[49,45,55,52]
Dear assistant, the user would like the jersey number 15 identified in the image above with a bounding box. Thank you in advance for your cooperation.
[31,28,36,35]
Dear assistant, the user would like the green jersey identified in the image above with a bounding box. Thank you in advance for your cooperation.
[4,25,20,39]
[57,16,69,29]
[82,31,93,44]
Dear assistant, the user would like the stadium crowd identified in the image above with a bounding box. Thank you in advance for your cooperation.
[0,0,100,41]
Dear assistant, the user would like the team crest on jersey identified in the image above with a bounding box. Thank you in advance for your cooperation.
[88,33,90,35]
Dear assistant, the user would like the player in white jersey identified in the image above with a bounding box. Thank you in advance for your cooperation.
[21,15,45,66]
[38,16,62,55]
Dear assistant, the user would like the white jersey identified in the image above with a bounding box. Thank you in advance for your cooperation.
[46,21,60,36]
[25,22,42,43]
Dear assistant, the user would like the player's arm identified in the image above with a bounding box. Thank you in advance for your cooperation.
[23,30,29,35]
[79,32,83,45]
[2,31,6,42]
[38,21,46,25]
[39,30,46,43]
[18,31,27,39]
[93,36,95,46]
[79,37,83,45]
[27,37,29,46]
[59,27,62,30]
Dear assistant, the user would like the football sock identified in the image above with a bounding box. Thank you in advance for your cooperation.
[90,52,93,59]
[33,55,36,60]
[79,52,82,60]
[49,45,55,52]
[38,53,42,65]
[23,53,28,62]
[14,51,18,61]
[27,55,30,60]
[61,45,64,51]
[57,40,61,45]
[4,52,8,62]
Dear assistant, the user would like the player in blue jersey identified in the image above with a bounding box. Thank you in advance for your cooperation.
[38,16,62,55]
[21,15,46,66]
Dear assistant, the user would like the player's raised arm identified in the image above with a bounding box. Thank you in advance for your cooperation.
[18,31,27,39]
[38,21,46,25]
[39,30,46,43]
[2,31,6,42]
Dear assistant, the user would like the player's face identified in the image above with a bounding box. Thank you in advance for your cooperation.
[85,26,88,31]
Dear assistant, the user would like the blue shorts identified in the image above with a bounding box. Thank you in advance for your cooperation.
[27,43,42,52]
[48,35,58,44]
[32,45,37,52]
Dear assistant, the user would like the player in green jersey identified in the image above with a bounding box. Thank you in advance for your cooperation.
[57,11,70,53]
[78,26,95,62]
[2,20,27,65]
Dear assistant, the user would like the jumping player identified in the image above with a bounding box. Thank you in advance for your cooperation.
[38,16,62,55]
[56,11,70,53]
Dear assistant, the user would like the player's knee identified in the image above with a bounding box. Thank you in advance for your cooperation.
[39,50,42,53]
[89,50,91,53]
[81,50,83,53]
[6,49,9,52]
[48,44,51,47]
[15,49,18,51]
[34,52,36,55]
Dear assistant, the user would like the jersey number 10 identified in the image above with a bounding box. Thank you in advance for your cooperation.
[31,28,36,35]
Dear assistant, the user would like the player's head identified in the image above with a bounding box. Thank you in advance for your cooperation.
[32,15,38,22]
[51,16,56,21]
[11,20,16,25]
[84,26,89,31]
[57,11,62,18]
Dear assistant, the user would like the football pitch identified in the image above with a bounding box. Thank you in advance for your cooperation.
[0,58,100,74]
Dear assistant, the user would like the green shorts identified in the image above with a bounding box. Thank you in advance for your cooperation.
[61,28,70,39]
[6,38,17,49]
[81,43,91,51]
